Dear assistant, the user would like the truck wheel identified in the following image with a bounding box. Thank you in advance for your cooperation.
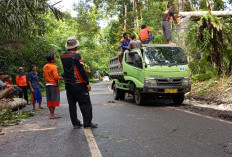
[134,88,145,105]
[172,93,185,105]
[113,85,125,100]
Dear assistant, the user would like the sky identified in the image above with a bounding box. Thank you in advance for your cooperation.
[49,0,78,17]
[49,0,110,27]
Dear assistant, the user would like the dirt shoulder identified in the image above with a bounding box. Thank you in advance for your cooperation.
[181,77,232,122]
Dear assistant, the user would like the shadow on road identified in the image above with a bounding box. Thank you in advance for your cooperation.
[121,96,183,107]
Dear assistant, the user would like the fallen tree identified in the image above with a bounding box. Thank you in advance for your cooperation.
[0,98,27,110]
[179,11,232,18]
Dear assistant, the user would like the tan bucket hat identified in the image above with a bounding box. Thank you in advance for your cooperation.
[65,37,80,49]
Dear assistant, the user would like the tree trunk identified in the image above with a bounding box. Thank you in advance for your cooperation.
[179,11,232,17]
[178,0,185,12]
[177,0,186,48]
[0,98,27,110]
[228,60,232,75]
[124,5,127,32]
[140,5,143,20]
[133,0,139,32]
[205,0,212,12]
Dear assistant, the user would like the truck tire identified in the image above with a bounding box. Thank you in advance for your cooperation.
[172,93,185,105]
[134,88,145,105]
[113,85,125,100]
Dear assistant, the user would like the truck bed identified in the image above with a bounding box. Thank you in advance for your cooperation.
[109,56,123,79]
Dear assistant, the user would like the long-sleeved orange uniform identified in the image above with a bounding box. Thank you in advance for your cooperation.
[43,63,62,86]
[16,74,27,86]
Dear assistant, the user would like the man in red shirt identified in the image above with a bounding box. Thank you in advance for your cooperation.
[5,75,21,97]
[139,25,154,44]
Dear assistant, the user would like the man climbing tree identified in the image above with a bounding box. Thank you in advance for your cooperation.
[162,4,177,44]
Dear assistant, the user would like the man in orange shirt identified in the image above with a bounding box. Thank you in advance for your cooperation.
[140,25,154,44]
[16,67,28,103]
[43,54,63,119]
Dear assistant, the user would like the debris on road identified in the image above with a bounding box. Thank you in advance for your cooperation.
[172,126,179,132]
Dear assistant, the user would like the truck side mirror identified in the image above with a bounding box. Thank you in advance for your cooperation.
[196,52,201,59]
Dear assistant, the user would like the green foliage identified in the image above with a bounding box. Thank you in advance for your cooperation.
[185,12,232,77]
[0,109,35,126]
[191,73,214,82]
[197,79,218,96]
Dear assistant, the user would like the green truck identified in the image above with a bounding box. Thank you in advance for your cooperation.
[109,44,191,105]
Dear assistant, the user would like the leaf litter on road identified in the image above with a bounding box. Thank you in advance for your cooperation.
[172,126,179,132]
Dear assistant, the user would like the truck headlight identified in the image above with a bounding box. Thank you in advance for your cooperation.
[182,77,190,86]
[144,78,157,86]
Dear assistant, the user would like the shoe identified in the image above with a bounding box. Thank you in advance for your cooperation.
[84,123,98,128]
[73,123,83,129]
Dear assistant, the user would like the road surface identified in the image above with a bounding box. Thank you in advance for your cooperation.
[1,82,232,157]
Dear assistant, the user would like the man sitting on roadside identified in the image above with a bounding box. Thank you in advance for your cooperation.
[0,72,15,100]
[5,75,22,98]
[140,25,154,44]
[128,35,142,50]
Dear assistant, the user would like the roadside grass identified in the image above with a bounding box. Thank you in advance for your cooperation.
[190,76,232,102]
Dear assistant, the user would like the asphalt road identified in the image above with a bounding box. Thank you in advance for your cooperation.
[1,81,232,157]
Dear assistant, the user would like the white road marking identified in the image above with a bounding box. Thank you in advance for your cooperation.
[79,112,102,157]
[108,84,113,92]
[171,107,232,125]
[84,128,102,157]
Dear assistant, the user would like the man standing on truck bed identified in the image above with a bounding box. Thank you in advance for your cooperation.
[139,25,154,44]
[162,4,177,45]
[119,33,131,66]
[61,37,98,129]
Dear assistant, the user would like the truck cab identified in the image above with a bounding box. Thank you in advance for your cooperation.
[110,44,191,105]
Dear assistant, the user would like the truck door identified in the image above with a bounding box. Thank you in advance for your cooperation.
[123,50,144,86]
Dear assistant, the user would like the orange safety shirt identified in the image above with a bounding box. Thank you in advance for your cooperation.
[43,63,61,86]
[140,28,150,41]
[16,75,27,86]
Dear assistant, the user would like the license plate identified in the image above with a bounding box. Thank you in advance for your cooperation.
[165,89,178,93]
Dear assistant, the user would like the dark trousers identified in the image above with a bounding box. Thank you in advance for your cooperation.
[19,86,28,103]
[66,83,93,126]
[162,21,171,42]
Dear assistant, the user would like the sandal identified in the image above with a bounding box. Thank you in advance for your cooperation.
[49,116,62,119]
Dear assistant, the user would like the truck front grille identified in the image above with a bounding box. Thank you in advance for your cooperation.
[156,78,182,86]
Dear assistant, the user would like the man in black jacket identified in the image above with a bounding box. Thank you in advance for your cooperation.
[61,37,98,129]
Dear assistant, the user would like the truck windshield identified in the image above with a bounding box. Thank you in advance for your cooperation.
[144,47,188,66]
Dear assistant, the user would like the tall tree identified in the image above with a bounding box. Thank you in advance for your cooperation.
[133,0,139,32]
